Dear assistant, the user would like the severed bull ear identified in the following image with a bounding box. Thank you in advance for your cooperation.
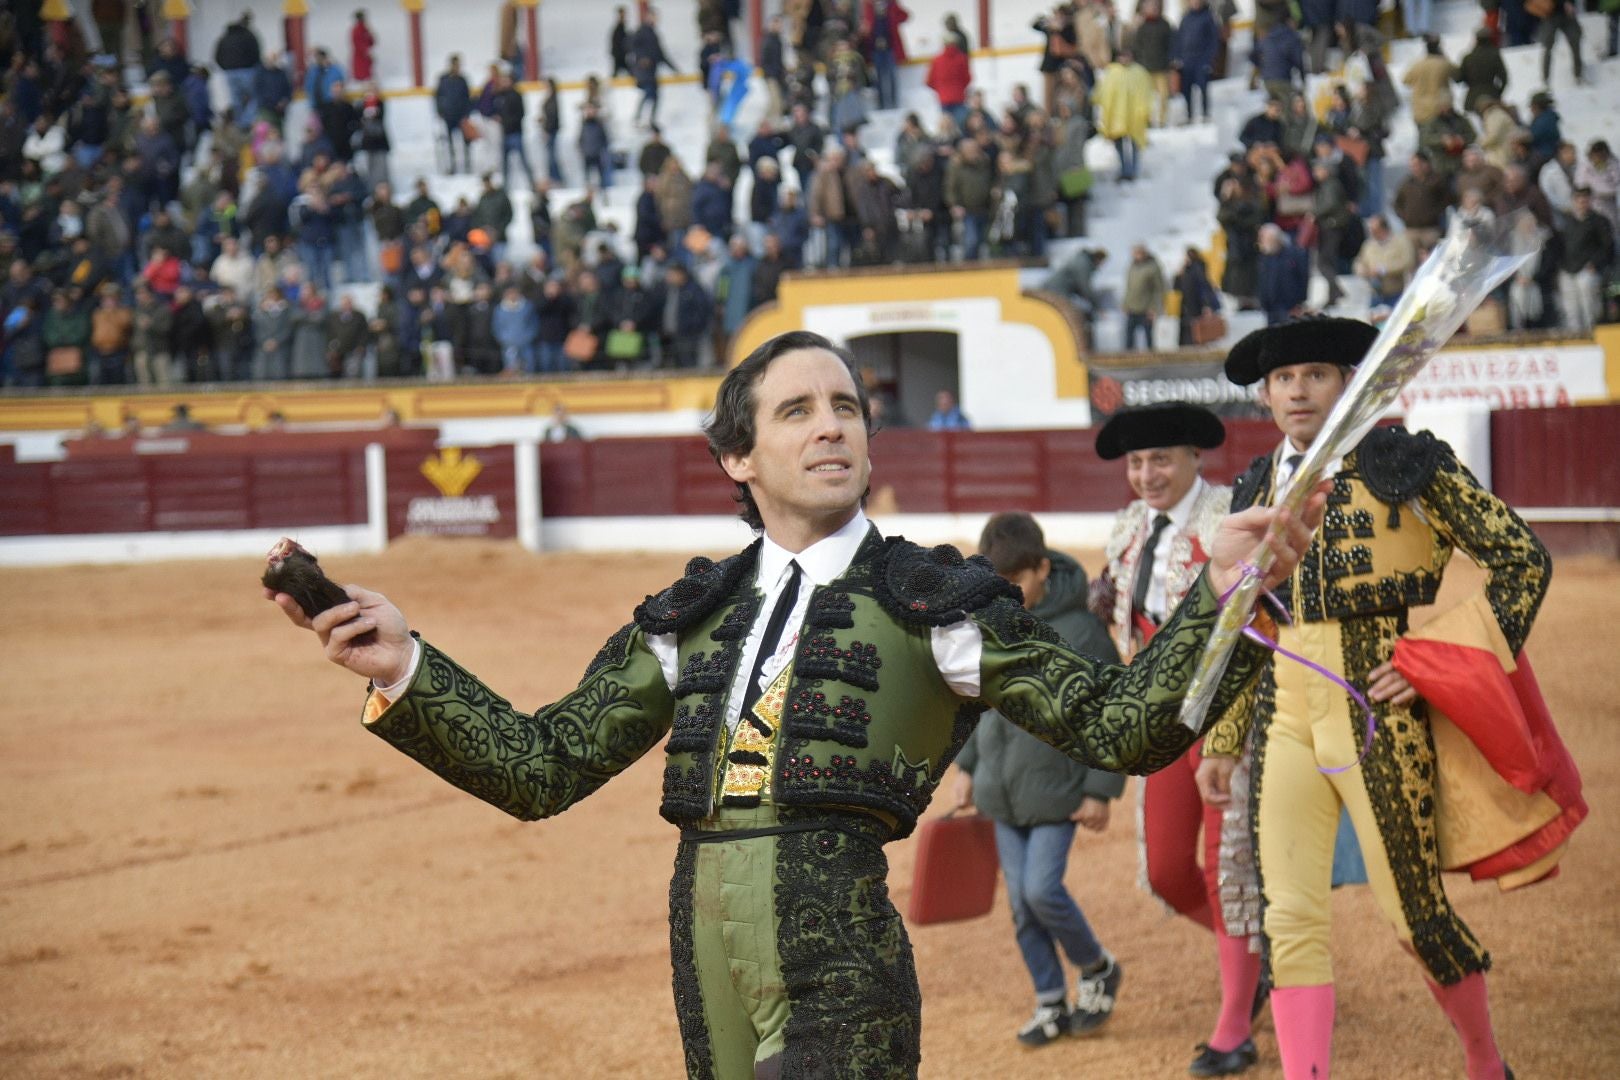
[262,538,351,618]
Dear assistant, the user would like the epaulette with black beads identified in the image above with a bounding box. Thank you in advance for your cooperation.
[1229,453,1274,512]
[633,540,762,635]
[872,538,1021,627]
[1357,426,1448,507]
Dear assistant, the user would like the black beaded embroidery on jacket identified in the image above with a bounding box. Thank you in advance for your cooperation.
[1246,664,1279,985]
[872,538,1021,627]
[785,688,874,746]
[635,542,762,635]
[1229,454,1274,513]
[1417,449,1551,656]
[659,595,761,823]
[806,590,857,630]
[1293,467,1446,623]
[795,631,883,691]
[673,650,735,697]
[581,623,634,681]
[774,823,921,1079]
[666,842,716,1080]
[1359,426,1444,512]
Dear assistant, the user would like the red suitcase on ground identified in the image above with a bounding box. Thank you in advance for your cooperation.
[906,811,999,926]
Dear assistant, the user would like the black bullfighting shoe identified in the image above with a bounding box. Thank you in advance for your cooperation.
[1188,1038,1259,1077]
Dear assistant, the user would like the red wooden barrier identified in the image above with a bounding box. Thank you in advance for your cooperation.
[0,451,368,537]
[6,409,1614,543]
[1492,403,1620,509]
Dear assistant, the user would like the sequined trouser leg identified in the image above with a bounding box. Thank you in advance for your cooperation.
[669,806,920,1080]
[1253,617,1490,989]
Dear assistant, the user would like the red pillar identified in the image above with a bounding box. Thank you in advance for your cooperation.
[750,0,763,62]
[285,17,307,84]
[285,0,310,84]
[162,0,192,57]
[524,4,540,81]
[409,11,425,87]
[979,0,991,50]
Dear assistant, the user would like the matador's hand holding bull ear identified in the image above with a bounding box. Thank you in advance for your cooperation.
[262,539,414,687]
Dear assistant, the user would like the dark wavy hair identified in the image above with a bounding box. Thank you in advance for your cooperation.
[703,330,873,531]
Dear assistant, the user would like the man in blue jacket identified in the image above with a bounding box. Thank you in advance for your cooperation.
[435,55,473,174]
[1254,15,1306,102]
[955,512,1127,1048]
[1257,223,1309,324]
[1176,0,1222,123]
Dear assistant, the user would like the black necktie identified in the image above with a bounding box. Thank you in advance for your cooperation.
[741,561,802,718]
[1132,514,1172,621]
[1282,453,1305,488]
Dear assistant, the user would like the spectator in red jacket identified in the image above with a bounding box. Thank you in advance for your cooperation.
[140,243,184,297]
[350,10,375,83]
[927,39,972,128]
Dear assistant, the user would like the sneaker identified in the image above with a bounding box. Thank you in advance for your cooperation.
[1016,1001,1072,1047]
[1069,953,1122,1035]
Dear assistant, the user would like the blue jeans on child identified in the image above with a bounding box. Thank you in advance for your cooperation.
[993,820,1105,999]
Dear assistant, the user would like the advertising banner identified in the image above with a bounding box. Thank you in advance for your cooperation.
[1086,358,1268,420]
[1395,345,1608,411]
[1089,343,1608,420]
[387,446,517,539]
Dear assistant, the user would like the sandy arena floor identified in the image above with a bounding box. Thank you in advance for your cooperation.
[1,538,1616,1079]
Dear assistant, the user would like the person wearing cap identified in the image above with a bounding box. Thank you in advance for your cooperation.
[1201,318,1557,1080]
[1089,404,1264,1076]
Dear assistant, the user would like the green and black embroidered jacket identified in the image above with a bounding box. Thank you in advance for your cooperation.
[364,526,1271,840]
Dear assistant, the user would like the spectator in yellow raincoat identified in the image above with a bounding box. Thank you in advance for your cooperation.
[1096,49,1154,182]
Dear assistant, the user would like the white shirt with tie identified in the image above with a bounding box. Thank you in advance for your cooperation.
[1141,477,1209,624]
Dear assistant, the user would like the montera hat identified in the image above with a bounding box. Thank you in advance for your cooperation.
[1094,403,1226,461]
[1223,316,1380,386]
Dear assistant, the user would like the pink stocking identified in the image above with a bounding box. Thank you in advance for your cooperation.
[1272,983,1335,1079]
[1427,973,1506,1080]
[1208,932,1263,1052]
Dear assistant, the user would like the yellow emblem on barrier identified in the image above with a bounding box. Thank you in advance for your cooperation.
[421,447,482,497]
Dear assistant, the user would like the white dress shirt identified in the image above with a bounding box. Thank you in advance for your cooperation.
[373,510,985,708]
[1143,477,1208,623]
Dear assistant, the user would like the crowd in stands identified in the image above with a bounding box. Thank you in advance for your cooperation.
[1202,14,1618,334]
[1,0,1618,388]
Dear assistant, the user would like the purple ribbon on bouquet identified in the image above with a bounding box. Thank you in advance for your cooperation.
[1219,563,1376,774]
